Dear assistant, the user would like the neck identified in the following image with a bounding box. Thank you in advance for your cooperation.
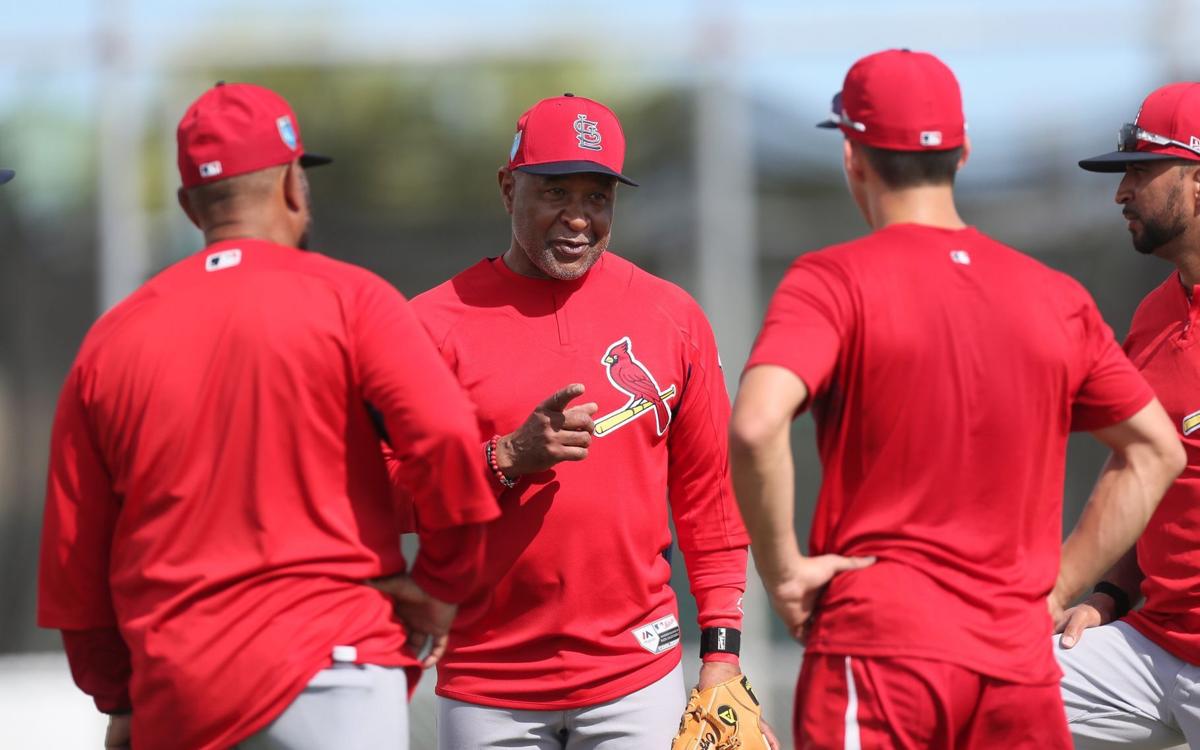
[501,245,549,279]
[867,183,966,231]
[1168,235,1200,290]
[202,216,297,249]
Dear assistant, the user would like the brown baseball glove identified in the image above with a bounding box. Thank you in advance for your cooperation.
[671,673,770,750]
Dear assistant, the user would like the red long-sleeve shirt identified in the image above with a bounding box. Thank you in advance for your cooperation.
[38,239,499,750]
[410,252,749,709]
[1122,271,1200,666]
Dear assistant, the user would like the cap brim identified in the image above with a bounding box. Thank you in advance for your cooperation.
[0,169,14,185]
[518,161,638,187]
[1078,150,1186,173]
[299,153,333,168]
[816,119,839,129]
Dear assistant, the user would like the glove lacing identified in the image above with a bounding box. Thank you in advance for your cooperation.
[683,705,743,750]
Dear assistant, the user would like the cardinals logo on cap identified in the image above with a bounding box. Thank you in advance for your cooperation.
[594,336,675,437]
[574,114,603,151]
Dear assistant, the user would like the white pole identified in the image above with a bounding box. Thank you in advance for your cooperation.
[95,0,149,312]
[694,0,778,726]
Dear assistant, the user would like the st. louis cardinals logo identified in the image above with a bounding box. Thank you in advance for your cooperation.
[574,113,603,151]
[594,336,676,437]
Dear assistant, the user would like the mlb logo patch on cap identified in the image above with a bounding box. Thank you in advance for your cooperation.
[817,49,965,152]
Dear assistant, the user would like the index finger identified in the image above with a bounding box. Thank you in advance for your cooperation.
[540,383,585,412]
[422,634,450,668]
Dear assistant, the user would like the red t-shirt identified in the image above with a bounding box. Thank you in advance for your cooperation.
[745,224,1153,684]
[1122,271,1200,666]
[38,239,499,750]
[411,253,749,709]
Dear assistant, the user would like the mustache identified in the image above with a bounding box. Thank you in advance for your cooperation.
[1122,209,1139,221]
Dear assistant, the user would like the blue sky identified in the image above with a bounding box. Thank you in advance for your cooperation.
[0,0,1191,184]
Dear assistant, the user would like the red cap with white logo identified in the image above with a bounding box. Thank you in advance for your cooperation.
[507,94,638,186]
[817,49,965,152]
[1079,83,1200,172]
[176,82,332,189]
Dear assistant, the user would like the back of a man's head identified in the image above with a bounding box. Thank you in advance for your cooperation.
[175,82,330,247]
[819,49,966,190]
[183,165,286,229]
[857,143,964,189]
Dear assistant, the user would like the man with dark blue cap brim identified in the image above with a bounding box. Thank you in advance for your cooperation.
[0,170,13,184]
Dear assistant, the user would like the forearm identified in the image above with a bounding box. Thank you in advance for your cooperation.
[411,522,488,604]
[730,422,803,586]
[1056,451,1172,605]
[61,628,132,714]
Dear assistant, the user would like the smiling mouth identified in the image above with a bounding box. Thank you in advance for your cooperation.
[549,241,590,257]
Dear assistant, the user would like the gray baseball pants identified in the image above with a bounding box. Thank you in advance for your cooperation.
[1055,620,1199,749]
[436,663,686,749]
[236,663,409,749]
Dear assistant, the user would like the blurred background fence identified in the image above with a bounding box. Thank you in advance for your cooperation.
[2,1,1198,747]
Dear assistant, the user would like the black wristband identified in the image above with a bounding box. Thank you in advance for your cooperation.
[1093,581,1132,619]
[700,627,741,657]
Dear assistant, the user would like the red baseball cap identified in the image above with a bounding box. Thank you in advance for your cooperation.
[1079,83,1200,172]
[176,82,331,189]
[817,49,965,152]
[507,93,637,186]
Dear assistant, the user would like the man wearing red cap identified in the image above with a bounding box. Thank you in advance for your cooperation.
[37,82,499,750]
[729,49,1184,748]
[404,94,773,749]
[1055,82,1200,749]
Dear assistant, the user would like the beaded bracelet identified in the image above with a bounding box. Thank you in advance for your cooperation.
[486,435,518,489]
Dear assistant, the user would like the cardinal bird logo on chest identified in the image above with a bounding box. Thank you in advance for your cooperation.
[595,336,677,437]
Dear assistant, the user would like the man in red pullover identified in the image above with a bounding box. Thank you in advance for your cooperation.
[408,93,776,748]
[1057,81,1200,749]
[37,82,498,750]
[729,50,1183,748]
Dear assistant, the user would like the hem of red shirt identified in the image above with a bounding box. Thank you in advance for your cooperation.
[1124,611,1200,666]
[186,648,420,750]
[434,648,682,710]
[803,639,1061,686]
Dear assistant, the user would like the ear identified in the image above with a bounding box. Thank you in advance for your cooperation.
[177,187,201,230]
[843,139,866,183]
[958,136,972,171]
[1190,164,1200,216]
[498,167,516,215]
[282,159,304,213]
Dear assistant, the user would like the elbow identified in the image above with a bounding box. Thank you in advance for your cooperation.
[728,408,784,461]
[1161,436,1187,483]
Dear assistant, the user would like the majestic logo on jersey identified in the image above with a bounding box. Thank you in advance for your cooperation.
[574,113,603,151]
[276,115,298,151]
[631,613,680,654]
[595,336,675,437]
[1182,408,1200,436]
